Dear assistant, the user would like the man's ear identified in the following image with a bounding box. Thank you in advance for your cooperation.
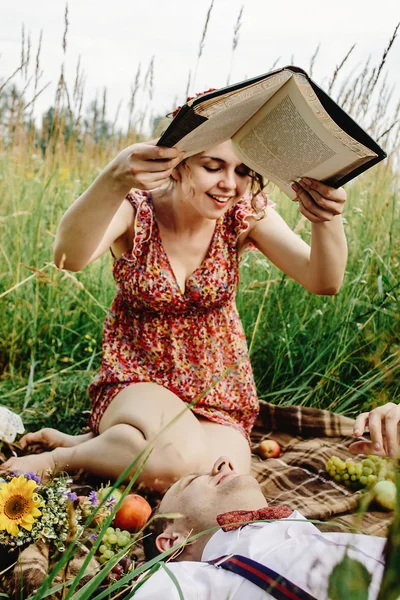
[156,530,187,553]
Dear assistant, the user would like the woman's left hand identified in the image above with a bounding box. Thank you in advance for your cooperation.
[291,178,347,224]
[349,402,400,458]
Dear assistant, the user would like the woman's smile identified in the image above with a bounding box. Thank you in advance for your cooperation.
[206,192,235,206]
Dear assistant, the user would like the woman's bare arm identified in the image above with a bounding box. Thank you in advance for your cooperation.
[54,142,183,271]
[247,178,348,295]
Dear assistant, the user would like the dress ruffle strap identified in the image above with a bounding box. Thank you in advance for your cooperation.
[231,193,273,240]
[125,190,154,259]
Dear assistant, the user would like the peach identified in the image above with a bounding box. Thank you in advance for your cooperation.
[113,494,152,532]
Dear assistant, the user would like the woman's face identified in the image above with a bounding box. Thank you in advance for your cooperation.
[174,140,250,219]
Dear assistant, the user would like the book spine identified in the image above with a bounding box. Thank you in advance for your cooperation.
[157,112,207,147]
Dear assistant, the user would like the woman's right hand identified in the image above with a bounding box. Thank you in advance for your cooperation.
[109,140,184,190]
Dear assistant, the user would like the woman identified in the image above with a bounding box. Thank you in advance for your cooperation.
[1,138,352,490]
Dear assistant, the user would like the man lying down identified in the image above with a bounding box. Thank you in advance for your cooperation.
[130,455,386,599]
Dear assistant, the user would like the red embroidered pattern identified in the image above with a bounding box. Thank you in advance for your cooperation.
[88,190,267,440]
[216,506,293,531]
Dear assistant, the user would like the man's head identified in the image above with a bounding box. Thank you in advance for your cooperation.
[154,456,266,561]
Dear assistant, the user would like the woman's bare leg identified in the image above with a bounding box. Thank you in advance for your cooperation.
[1,383,252,489]
[198,418,251,474]
[0,384,209,490]
[0,431,94,478]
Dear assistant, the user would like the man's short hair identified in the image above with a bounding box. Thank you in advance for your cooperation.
[143,506,168,561]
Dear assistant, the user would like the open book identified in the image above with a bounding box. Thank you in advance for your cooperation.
[158,66,386,199]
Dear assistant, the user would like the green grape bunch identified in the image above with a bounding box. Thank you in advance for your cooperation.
[96,526,134,574]
[325,455,396,491]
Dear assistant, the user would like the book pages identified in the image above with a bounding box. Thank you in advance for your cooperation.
[233,77,377,199]
[294,74,377,159]
[193,71,291,118]
[174,72,291,157]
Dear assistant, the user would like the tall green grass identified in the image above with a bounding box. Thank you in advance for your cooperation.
[238,165,400,416]
[0,156,112,431]
[0,152,398,432]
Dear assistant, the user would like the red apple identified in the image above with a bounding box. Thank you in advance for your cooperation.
[113,494,152,532]
[258,439,281,459]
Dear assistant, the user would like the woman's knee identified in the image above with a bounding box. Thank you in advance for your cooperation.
[99,382,203,441]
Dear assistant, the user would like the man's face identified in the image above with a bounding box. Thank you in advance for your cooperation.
[158,456,265,534]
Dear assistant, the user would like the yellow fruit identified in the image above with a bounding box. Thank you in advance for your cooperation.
[372,480,397,511]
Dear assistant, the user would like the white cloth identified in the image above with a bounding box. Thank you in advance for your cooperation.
[130,511,385,599]
[0,406,24,443]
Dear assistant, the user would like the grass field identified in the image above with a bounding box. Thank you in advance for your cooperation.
[0,10,399,598]
[0,149,398,435]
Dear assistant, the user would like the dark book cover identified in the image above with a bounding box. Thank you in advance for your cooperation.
[158,66,387,190]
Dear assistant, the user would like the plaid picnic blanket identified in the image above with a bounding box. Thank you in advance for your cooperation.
[251,401,391,537]
[1,402,392,598]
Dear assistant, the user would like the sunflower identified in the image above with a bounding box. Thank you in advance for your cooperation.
[0,475,42,536]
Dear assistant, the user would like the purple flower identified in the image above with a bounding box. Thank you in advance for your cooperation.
[88,491,99,506]
[67,492,78,502]
[26,472,41,484]
[90,533,98,541]
[12,471,41,485]
[105,496,117,509]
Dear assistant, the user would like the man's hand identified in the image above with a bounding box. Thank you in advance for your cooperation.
[291,178,346,224]
[349,402,400,458]
[109,140,184,190]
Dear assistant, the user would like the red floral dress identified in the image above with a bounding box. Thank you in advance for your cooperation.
[88,190,264,442]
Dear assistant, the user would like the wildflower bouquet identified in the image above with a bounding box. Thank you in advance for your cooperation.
[0,471,83,553]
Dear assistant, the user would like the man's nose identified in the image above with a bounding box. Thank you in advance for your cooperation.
[211,456,236,476]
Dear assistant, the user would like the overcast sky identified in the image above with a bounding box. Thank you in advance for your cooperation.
[1,0,400,133]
